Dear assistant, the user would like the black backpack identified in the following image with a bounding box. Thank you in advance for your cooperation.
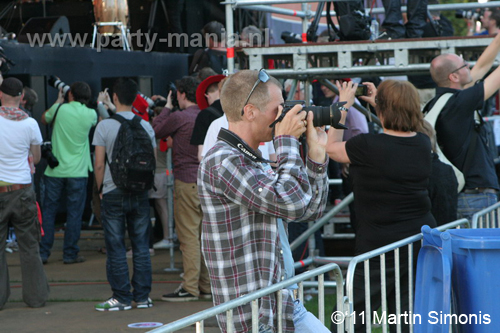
[327,1,371,41]
[108,114,155,192]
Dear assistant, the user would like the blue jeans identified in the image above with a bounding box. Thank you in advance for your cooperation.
[40,176,87,261]
[259,299,330,333]
[101,188,152,304]
[458,192,498,221]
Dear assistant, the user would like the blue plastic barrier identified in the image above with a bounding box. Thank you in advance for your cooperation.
[414,227,500,333]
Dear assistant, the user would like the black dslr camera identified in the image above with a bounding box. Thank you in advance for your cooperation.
[270,100,348,129]
[41,142,59,168]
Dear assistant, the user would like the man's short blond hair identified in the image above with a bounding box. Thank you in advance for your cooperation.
[220,70,282,122]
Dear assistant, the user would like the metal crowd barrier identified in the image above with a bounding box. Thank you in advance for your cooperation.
[148,263,344,333]
[471,201,500,229]
[343,219,469,333]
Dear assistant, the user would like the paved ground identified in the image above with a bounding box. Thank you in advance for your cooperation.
[1,230,220,333]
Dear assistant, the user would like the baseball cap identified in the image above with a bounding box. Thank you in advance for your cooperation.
[0,77,23,97]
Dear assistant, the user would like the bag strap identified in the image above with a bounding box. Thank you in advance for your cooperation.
[424,93,465,192]
[326,2,341,38]
[46,103,64,141]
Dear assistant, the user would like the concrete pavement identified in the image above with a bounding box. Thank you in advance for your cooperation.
[1,230,220,333]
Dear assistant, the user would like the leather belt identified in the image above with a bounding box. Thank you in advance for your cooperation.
[0,183,31,193]
[462,188,498,195]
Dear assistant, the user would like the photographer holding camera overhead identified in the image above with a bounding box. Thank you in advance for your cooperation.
[465,8,500,36]
[39,78,97,265]
[198,69,356,332]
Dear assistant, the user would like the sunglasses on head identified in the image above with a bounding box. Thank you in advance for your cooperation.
[241,69,270,116]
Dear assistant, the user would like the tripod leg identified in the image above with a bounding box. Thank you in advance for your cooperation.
[147,0,158,36]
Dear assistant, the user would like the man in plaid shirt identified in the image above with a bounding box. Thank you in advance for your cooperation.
[198,70,356,332]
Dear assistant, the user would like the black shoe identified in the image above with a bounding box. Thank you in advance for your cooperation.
[161,285,198,302]
[200,291,212,300]
[63,256,86,264]
[41,258,48,265]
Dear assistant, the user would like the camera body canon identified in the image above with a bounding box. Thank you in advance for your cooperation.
[271,100,348,129]
[41,141,59,168]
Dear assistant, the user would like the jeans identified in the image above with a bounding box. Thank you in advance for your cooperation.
[101,188,152,304]
[381,0,427,38]
[457,192,498,221]
[0,186,49,309]
[40,176,88,261]
[258,300,330,333]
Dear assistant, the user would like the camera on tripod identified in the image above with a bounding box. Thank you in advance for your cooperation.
[270,100,348,129]
[47,75,70,96]
[281,31,302,44]
[41,141,59,168]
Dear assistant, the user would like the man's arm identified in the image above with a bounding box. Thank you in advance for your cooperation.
[469,33,500,85]
[198,145,204,162]
[152,107,175,139]
[94,145,105,192]
[325,80,356,164]
[42,88,66,125]
[30,144,41,165]
[483,65,500,100]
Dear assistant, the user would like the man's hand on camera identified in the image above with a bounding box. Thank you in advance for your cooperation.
[56,88,65,104]
[152,91,173,110]
[305,111,327,164]
[336,80,357,109]
[165,90,173,110]
[274,104,307,139]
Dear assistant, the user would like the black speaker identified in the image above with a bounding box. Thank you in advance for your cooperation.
[17,16,71,45]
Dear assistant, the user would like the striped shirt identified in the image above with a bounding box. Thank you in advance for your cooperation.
[198,133,329,333]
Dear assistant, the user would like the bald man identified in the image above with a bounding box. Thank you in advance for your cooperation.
[423,33,500,220]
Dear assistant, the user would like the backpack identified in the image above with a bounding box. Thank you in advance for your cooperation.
[189,48,227,75]
[108,114,156,192]
[327,1,371,41]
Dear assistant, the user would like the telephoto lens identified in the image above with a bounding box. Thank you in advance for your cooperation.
[48,76,70,95]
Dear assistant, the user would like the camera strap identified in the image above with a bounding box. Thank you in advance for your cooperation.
[217,128,276,164]
[45,103,63,141]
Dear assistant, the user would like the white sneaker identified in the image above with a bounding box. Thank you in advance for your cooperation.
[153,239,174,249]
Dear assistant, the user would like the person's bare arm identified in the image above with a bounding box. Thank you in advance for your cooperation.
[469,33,500,86]
[94,145,106,195]
[30,144,41,164]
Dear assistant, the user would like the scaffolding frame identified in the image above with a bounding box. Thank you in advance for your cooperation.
[222,0,500,75]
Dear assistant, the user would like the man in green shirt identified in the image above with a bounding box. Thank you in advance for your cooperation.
[40,82,97,264]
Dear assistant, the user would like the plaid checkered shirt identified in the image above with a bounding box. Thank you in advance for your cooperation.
[198,134,329,333]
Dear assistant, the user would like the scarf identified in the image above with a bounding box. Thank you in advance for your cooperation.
[0,106,28,121]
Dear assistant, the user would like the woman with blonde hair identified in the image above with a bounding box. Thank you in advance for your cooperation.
[328,80,437,333]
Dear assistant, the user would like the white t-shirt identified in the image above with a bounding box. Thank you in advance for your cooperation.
[201,114,275,159]
[92,111,156,194]
[0,116,42,184]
